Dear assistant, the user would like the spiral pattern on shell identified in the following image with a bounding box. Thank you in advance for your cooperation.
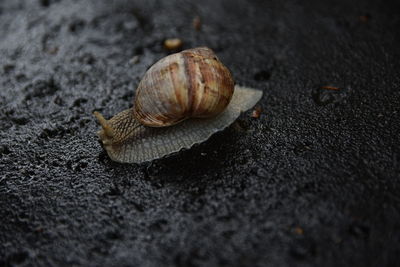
[133,47,235,127]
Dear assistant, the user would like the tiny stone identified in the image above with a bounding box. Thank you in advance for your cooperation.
[129,55,140,64]
[164,38,183,51]
[294,226,304,235]
[193,16,201,31]
[251,106,262,118]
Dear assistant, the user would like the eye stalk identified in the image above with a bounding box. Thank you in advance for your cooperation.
[93,111,115,146]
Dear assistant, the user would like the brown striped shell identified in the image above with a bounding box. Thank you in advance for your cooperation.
[133,47,235,127]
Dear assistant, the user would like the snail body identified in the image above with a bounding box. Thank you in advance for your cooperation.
[94,47,262,163]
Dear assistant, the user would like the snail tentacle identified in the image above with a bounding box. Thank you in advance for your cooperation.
[93,111,115,138]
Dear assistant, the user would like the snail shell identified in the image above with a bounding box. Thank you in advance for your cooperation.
[94,47,263,163]
[134,47,234,127]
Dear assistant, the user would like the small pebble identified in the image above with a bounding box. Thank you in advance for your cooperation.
[294,226,304,235]
[164,38,183,51]
[47,47,59,55]
[129,55,140,64]
[193,16,201,31]
[359,14,371,23]
[251,106,262,118]
[321,85,340,91]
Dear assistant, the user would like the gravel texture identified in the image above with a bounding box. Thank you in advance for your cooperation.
[1,0,399,266]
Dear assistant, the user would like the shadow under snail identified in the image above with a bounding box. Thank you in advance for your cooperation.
[94,47,263,163]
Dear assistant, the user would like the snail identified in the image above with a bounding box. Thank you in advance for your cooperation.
[94,47,262,163]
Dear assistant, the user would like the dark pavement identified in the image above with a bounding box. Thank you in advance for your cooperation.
[0,0,399,266]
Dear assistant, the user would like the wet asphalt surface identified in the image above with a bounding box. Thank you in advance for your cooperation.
[0,0,399,266]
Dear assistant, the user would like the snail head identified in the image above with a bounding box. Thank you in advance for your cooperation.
[93,111,115,146]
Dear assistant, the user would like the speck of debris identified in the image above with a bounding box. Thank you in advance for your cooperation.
[193,16,201,31]
[251,106,262,118]
[164,38,183,51]
[129,55,140,64]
